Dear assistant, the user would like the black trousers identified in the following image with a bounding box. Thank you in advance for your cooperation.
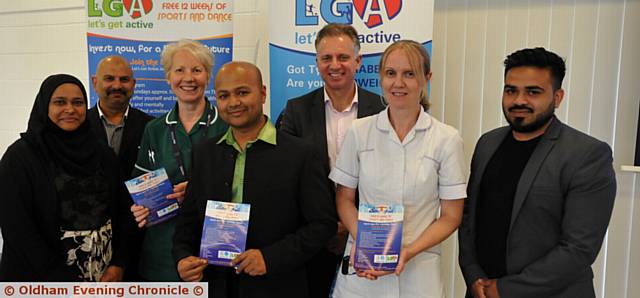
[306,248,342,298]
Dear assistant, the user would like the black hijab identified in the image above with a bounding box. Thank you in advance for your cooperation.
[22,74,100,176]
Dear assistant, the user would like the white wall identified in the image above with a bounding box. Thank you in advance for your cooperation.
[1,1,639,297]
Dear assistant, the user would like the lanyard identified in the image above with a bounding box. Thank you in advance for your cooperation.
[167,106,211,180]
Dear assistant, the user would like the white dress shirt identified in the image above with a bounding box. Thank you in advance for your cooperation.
[325,87,359,171]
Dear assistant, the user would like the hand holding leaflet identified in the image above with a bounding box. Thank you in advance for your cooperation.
[167,181,188,204]
[177,256,208,282]
[232,249,267,276]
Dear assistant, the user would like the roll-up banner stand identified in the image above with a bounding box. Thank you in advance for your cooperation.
[87,0,234,116]
[268,0,434,120]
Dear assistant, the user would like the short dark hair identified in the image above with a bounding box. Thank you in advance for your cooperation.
[504,47,566,91]
[315,23,360,54]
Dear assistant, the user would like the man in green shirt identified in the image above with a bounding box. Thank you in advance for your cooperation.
[173,62,337,298]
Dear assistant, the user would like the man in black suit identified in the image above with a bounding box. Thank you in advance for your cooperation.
[88,55,153,177]
[458,48,616,298]
[173,61,336,298]
[277,23,385,297]
[88,55,153,280]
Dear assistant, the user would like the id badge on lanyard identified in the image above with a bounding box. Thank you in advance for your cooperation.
[168,109,211,180]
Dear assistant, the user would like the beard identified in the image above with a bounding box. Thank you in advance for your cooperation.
[504,102,555,133]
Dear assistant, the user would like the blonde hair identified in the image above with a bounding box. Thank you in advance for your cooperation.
[379,40,431,111]
[161,39,214,82]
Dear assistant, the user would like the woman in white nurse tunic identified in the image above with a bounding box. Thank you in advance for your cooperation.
[330,40,467,298]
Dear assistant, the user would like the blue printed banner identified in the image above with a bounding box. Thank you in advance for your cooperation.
[86,0,233,116]
[268,0,434,120]
[355,203,404,271]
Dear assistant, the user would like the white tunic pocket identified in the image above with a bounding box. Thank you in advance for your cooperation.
[410,155,439,206]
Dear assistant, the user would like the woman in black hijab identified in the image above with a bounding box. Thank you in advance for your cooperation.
[0,74,134,281]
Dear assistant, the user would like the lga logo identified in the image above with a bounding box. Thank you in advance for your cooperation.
[296,0,402,28]
[124,0,153,19]
[88,0,153,20]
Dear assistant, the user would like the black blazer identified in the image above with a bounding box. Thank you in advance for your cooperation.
[277,87,385,178]
[173,130,337,298]
[87,105,153,178]
[458,118,616,298]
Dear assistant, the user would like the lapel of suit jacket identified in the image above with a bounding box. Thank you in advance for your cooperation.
[357,87,372,118]
[472,127,510,213]
[120,109,136,156]
[218,142,237,203]
[509,118,562,230]
[88,107,109,144]
[310,89,330,172]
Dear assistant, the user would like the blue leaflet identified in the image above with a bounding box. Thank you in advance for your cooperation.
[200,201,251,267]
[355,203,404,271]
[125,168,177,226]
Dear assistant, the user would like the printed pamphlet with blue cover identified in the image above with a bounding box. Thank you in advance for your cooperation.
[355,203,404,271]
[200,201,250,266]
[124,168,177,226]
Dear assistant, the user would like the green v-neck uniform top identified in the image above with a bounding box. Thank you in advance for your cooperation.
[132,100,227,281]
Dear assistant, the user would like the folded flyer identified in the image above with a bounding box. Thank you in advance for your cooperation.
[200,200,250,266]
[354,203,404,271]
[124,168,177,226]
